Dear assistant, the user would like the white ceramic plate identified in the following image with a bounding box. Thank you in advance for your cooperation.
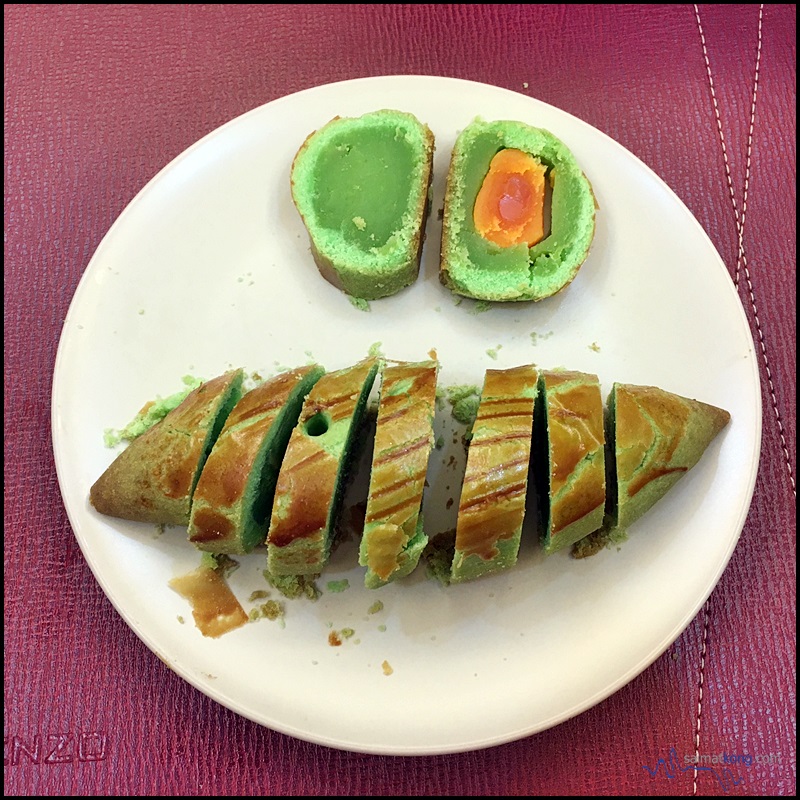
[52,76,760,755]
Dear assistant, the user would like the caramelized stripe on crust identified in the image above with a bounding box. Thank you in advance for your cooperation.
[373,436,430,466]
[453,366,538,565]
[362,361,438,580]
[268,359,377,551]
[613,384,729,528]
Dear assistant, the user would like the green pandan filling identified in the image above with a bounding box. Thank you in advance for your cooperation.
[311,127,416,249]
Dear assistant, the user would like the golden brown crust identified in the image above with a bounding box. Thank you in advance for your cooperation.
[89,371,241,526]
[268,359,378,550]
[612,384,730,529]
[190,369,314,512]
[454,365,538,561]
[362,361,437,580]
[542,370,606,536]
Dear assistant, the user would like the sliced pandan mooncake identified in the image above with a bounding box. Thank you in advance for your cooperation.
[359,360,438,588]
[90,370,244,526]
[266,358,380,576]
[440,118,596,302]
[450,365,539,583]
[573,383,731,558]
[187,365,325,555]
[291,109,435,300]
[537,370,606,554]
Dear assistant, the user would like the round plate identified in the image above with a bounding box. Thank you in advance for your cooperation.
[52,76,761,755]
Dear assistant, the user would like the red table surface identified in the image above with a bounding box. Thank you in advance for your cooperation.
[4,4,796,796]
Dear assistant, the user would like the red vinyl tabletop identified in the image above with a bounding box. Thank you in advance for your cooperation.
[4,4,796,795]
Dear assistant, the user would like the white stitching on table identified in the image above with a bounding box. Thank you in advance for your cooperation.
[693,604,711,796]
[695,3,795,500]
[691,4,795,796]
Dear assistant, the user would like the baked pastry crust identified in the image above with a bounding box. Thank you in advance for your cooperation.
[188,365,324,554]
[266,358,379,575]
[539,370,606,553]
[359,360,438,587]
[90,370,244,526]
[451,365,538,582]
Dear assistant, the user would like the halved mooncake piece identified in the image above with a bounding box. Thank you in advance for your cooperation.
[90,370,244,525]
[450,365,539,583]
[536,370,606,553]
[291,109,435,300]
[440,118,596,302]
[187,365,325,555]
[573,383,731,558]
[359,360,438,588]
[266,358,380,575]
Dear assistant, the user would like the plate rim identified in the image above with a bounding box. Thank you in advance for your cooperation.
[51,74,762,755]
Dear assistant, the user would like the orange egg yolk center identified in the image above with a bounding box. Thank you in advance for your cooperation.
[473,149,547,248]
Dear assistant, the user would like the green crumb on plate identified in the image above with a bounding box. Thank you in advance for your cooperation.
[248,590,270,602]
[377,624,387,632]
[471,300,492,314]
[424,532,455,585]
[486,344,502,360]
[530,330,554,346]
[263,571,321,601]
[349,296,371,311]
[435,435,445,450]
[199,552,239,578]
[452,396,480,427]
[368,341,384,357]
[341,627,355,639]
[572,526,629,558]
[367,600,384,615]
[177,615,185,624]
[248,600,285,622]
[261,600,284,621]
[326,579,350,593]
[589,341,601,352]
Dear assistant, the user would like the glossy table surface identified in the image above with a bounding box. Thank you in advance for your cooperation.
[5,4,795,795]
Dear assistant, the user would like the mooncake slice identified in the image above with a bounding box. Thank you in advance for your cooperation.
[450,365,539,583]
[573,384,731,558]
[266,358,380,576]
[610,383,731,530]
[359,360,438,588]
[187,365,325,555]
[537,370,606,553]
[440,118,596,302]
[90,370,244,525]
[291,109,435,300]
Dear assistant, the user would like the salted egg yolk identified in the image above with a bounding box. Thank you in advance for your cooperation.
[473,149,547,248]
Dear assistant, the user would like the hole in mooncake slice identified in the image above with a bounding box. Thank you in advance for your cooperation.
[266,358,380,576]
[187,365,325,555]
